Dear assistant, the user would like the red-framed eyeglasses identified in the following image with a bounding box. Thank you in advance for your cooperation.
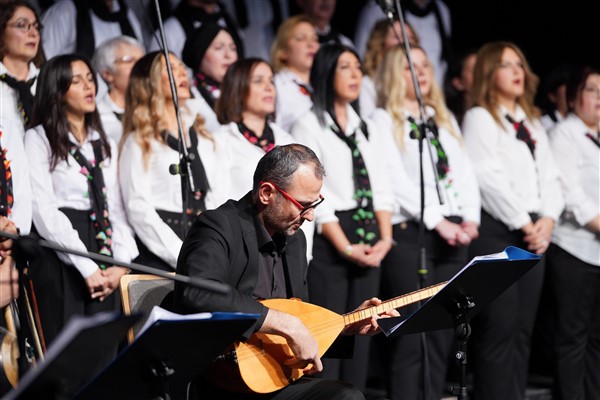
[262,181,325,217]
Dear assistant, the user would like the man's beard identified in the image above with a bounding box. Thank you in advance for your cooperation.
[263,200,303,236]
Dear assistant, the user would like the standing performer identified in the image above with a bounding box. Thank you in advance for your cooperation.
[291,44,394,392]
[372,44,480,400]
[547,65,600,400]
[119,51,229,271]
[462,41,564,400]
[25,54,138,345]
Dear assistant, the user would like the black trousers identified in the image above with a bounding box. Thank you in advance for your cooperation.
[29,208,119,347]
[307,210,381,393]
[468,211,545,400]
[377,220,468,400]
[190,376,365,400]
[547,243,600,400]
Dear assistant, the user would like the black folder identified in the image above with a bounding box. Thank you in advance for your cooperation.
[72,311,258,400]
[379,246,542,336]
[4,312,139,400]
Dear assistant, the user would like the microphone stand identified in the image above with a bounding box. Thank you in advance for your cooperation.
[0,230,230,295]
[153,0,196,239]
[381,1,446,399]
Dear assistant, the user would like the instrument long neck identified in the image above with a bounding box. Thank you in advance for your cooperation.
[342,282,446,327]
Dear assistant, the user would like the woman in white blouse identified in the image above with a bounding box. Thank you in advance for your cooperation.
[372,44,480,400]
[290,43,393,392]
[462,41,564,400]
[360,18,419,119]
[92,35,145,143]
[214,57,316,261]
[181,21,239,133]
[0,2,44,135]
[271,14,319,133]
[25,54,137,346]
[547,65,600,400]
[216,58,295,199]
[119,51,229,272]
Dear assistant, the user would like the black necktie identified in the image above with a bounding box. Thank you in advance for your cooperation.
[74,0,137,58]
[408,116,450,179]
[163,128,210,215]
[505,115,536,158]
[330,118,378,245]
[318,28,341,45]
[237,122,275,153]
[0,73,35,126]
[586,132,600,148]
[194,72,220,110]
[69,140,113,268]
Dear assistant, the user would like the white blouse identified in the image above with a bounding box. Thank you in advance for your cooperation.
[25,125,138,278]
[0,119,32,234]
[0,61,39,139]
[371,107,481,229]
[549,114,600,266]
[462,105,564,230]
[274,69,313,133]
[41,0,145,59]
[290,105,394,226]
[118,117,230,269]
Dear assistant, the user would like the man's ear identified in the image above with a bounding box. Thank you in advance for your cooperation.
[257,182,276,206]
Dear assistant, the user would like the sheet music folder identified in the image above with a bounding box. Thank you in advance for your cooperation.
[4,311,140,400]
[378,246,542,337]
[72,309,258,400]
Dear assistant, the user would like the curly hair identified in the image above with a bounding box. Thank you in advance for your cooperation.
[120,51,211,169]
[376,45,459,150]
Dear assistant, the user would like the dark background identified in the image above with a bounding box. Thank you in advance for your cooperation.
[328,0,599,84]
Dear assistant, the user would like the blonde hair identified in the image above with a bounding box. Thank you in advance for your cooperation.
[120,52,211,169]
[376,45,459,150]
[471,41,540,125]
[364,19,419,79]
[270,14,314,73]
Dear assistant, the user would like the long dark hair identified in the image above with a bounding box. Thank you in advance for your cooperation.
[309,43,362,128]
[566,65,600,113]
[31,54,110,170]
[0,1,45,66]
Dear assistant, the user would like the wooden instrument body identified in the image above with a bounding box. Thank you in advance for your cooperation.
[234,298,344,393]
[207,282,445,394]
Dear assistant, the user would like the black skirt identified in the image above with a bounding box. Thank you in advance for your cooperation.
[28,208,119,346]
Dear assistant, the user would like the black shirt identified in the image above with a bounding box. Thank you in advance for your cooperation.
[252,215,287,300]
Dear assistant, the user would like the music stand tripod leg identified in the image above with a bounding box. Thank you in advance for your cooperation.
[451,296,474,400]
[150,360,175,400]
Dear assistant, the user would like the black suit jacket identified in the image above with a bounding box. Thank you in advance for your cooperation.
[173,192,309,339]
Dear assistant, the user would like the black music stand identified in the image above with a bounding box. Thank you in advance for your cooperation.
[378,246,542,400]
[72,312,258,400]
[4,312,140,400]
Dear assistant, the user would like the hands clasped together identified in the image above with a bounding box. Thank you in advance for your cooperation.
[84,266,130,302]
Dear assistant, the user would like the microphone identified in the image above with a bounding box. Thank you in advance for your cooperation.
[169,163,180,175]
[376,0,396,20]
[408,117,437,140]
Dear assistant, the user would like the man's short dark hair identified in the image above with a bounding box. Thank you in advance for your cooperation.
[252,144,326,194]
